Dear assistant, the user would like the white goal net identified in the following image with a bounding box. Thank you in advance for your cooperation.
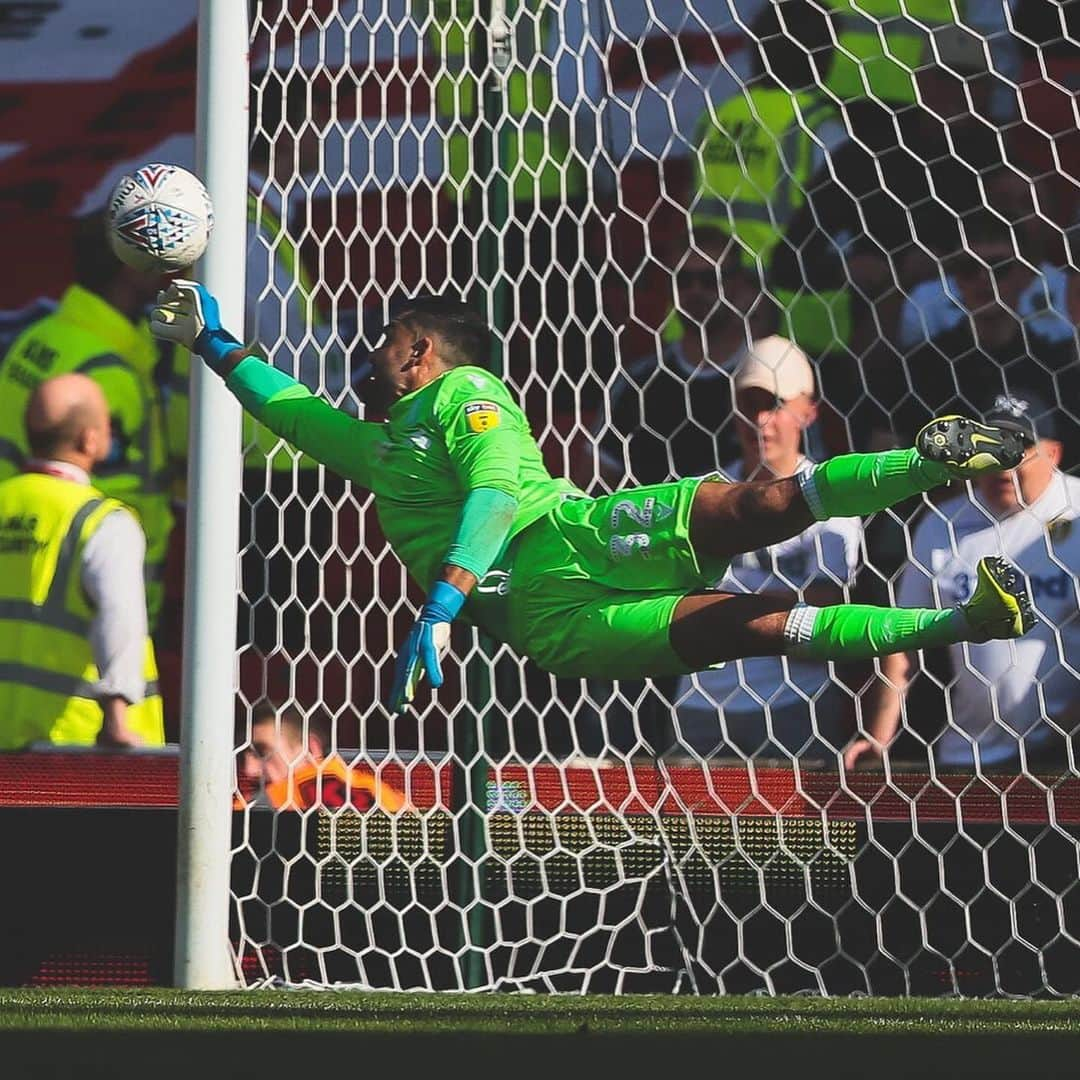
[229,0,1080,994]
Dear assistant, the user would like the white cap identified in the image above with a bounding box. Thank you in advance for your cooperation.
[733,336,815,401]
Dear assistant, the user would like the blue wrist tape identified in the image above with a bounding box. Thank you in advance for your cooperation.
[424,580,466,623]
[195,326,244,373]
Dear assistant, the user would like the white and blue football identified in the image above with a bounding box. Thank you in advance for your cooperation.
[106,163,214,274]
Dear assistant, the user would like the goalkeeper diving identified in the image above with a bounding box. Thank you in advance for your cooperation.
[151,282,1037,715]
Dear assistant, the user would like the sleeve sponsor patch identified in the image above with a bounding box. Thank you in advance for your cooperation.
[464,401,501,433]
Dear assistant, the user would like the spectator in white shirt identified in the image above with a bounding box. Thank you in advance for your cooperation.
[845,389,1080,772]
[674,337,861,760]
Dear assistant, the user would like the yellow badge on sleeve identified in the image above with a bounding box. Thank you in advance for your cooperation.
[465,401,501,433]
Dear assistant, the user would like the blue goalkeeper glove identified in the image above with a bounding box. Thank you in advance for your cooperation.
[150,280,243,374]
[388,580,466,714]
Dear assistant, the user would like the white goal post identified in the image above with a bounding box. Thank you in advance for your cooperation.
[173,0,249,990]
[177,0,1080,995]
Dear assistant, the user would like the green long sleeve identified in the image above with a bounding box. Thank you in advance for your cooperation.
[224,357,381,486]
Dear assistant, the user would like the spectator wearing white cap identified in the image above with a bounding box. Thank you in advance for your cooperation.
[845,388,1080,772]
[673,336,862,761]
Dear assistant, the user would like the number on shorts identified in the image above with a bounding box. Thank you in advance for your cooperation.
[610,497,655,530]
[609,533,651,561]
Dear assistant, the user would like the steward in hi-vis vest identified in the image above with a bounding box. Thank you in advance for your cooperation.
[822,0,962,107]
[0,214,172,627]
[0,375,164,749]
[692,89,843,269]
[690,3,849,354]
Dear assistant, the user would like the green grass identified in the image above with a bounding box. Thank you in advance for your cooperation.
[3,990,1080,1078]
[2,988,1080,1035]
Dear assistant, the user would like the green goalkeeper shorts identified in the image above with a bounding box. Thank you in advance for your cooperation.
[475,476,730,679]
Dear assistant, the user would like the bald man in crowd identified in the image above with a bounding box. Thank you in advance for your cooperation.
[0,374,164,749]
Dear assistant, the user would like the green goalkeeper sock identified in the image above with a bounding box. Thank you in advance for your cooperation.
[784,602,967,661]
[799,448,951,521]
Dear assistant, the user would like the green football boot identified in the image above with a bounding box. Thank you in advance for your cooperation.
[960,556,1037,642]
[916,415,1027,477]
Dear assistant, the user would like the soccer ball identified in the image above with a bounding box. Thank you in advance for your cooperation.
[106,163,214,273]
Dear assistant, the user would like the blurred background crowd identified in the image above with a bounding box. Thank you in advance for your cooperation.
[1,0,1079,785]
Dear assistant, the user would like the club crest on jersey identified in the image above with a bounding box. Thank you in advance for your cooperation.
[465,401,501,433]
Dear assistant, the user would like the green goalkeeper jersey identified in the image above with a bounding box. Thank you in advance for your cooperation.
[232,363,579,590]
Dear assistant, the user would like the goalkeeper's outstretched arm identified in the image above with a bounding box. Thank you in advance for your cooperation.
[150,280,381,485]
[152,280,522,714]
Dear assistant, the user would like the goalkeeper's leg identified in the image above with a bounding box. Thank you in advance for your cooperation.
[689,417,1027,562]
[668,556,1035,670]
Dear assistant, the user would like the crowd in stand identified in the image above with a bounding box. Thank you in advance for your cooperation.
[1,0,1079,787]
[580,0,1080,771]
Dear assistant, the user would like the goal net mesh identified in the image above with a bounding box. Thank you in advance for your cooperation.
[231,0,1080,994]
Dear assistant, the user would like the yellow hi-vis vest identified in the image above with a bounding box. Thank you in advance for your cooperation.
[692,88,837,263]
[0,472,164,748]
[823,0,960,106]
[165,191,320,493]
[424,0,584,203]
[0,286,173,627]
[691,88,850,353]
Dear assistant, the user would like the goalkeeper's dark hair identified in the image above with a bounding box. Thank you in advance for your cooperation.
[391,295,493,369]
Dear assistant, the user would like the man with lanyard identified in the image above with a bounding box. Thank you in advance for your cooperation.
[0,374,164,749]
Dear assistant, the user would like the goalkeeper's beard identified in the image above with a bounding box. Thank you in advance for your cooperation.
[359,369,397,414]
